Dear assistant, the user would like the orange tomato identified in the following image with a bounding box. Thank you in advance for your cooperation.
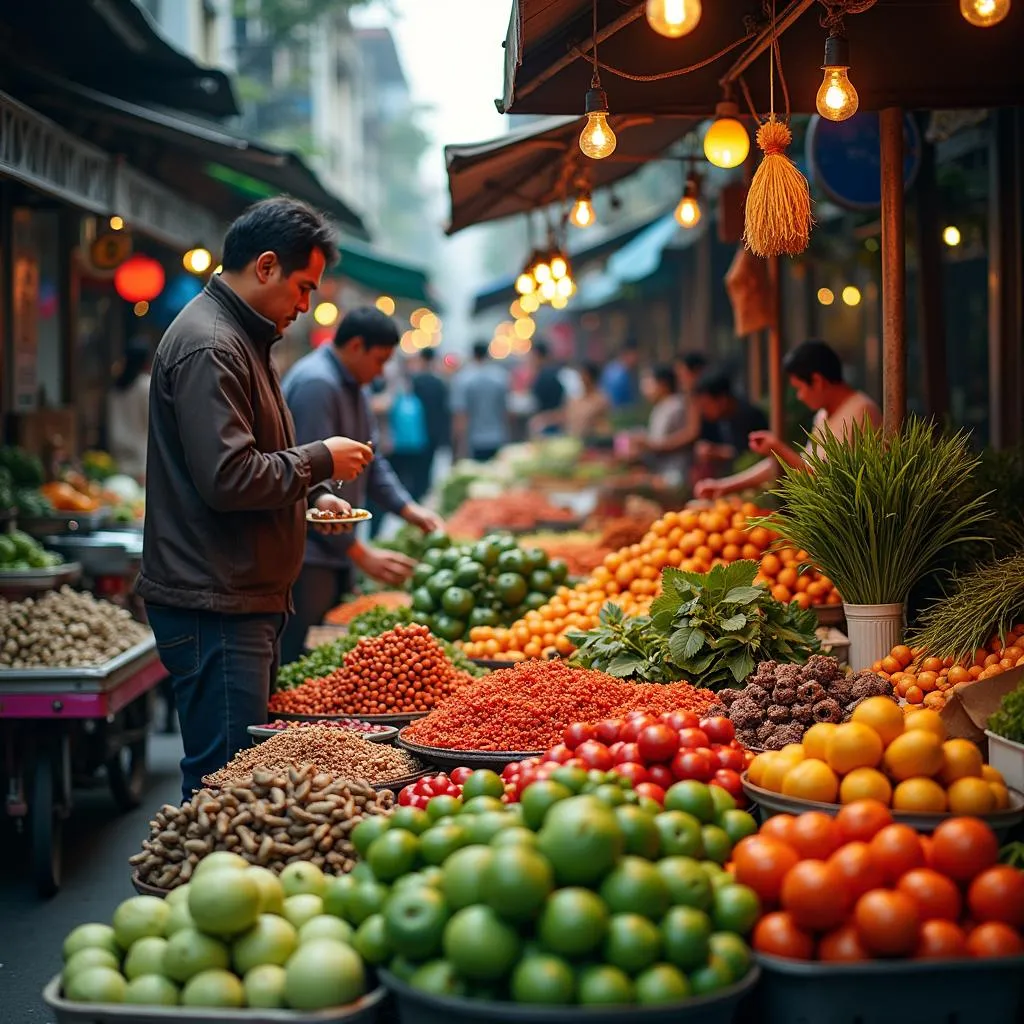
[854,889,920,957]
[965,922,1024,958]
[781,859,851,932]
[835,799,893,844]
[914,920,967,959]
[789,811,842,861]
[752,912,815,960]
[930,817,999,882]
[868,824,926,883]
[897,868,963,922]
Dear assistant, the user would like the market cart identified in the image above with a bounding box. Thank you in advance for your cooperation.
[0,638,167,896]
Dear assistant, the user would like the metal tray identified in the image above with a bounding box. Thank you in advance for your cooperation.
[742,773,1024,834]
[0,637,157,692]
[470,658,518,671]
[0,560,81,591]
[397,730,543,773]
[20,508,112,537]
[43,975,385,1023]
[270,711,427,728]
[248,723,399,744]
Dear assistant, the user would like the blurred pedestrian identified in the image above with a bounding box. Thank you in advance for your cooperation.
[451,341,509,461]
[530,339,566,434]
[107,337,152,481]
[408,347,451,499]
[531,362,609,439]
[690,368,769,484]
[600,338,641,408]
[638,365,690,486]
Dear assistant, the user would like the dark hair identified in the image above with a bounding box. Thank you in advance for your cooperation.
[114,338,151,392]
[581,361,602,384]
[695,368,734,398]
[419,347,437,364]
[652,365,677,393]
[221,197,339,274]
[675,351,708,373]
[334,307,399,349]
[783,339,843,384]
[533,339,551,359]
[472,341,489,360]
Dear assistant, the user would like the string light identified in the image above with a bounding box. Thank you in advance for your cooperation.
[515,272,536,295]
[550,255,569,280]
[533,258,553,285]
[579,0,617,160]
[703,99,749,169]
[313,301,339,326]
[539,279,557,301]
[960,0,1010,26]
[842,285,862,306]
[674,174,702,228]
[109,215,125,231]
[645,0,702,38]
[555,276,575,299]
[817,287,835,306]
[569,191,596,228]
[943,225,962,247]
[375,295,396,315]
[183,247,213,274]
[520,292,540,314]
[816,35,859,121]
[551,295,569,310]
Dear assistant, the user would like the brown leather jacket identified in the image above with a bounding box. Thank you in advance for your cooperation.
[137,275,332,614]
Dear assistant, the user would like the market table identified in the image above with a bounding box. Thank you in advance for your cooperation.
[0,638,167,896]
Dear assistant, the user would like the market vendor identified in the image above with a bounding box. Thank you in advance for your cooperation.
[694,340,881,499]
[138,197,375,802]
[279,307,445,665]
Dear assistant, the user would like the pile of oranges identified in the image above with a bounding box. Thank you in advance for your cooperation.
[749,697,1012,815]
[461,501,842,662]
[871,629,1024,711]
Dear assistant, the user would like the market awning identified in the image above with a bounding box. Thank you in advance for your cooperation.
[445,113,697,234]
[500,0,1024,116]
[332,240,433,303]
[19,72,369,241]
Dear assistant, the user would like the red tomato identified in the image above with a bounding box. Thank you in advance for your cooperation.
[608,741,626,760]
[634,782,667,805]
[818,924,870,962]
[715,746,746,772]
[868,824,926,884]
[760,815,798,847]
[671,750,714,783]
[612,743,643,765]
[545,743,574,764]
[827,842,885,902]
[410,793,430,810]
[563,722,595,750]
[450,767,473,786]
[781,859,850,932]
[501,763,521,782]
[611,762,650,787]
[620,715,658,743]
[965,922,1024,958]
[752,912,815,960]
[854,890,920,957]
[577,740,613,771]
[968,866,1024,928]
[563,758,587,770]
[398,786,415,806]
[915,920,967,959]
[637,724,680,763]
[931,818,1000,883]
[712,769,744,800]
[732,835,801,905]
[646,764,675,790]
[677,728,711,750]
[898,868,963,923]
[835,800,894,844]
[665,710,701,731]
[789,812,842,861]
[700,716,735,745]
[595,718,625,745]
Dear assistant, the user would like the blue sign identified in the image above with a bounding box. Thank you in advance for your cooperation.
[806,113,922,211]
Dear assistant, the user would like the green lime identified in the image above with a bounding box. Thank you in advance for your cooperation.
[393,872,428,893]
[353,913,392,965]
[461,769,506,800]
[412,563,434,588]
[520,780,573,831]
[495,573,528,607]
[510,954,575,1004]
[497,549,528,574]
[635,963,690,1005]
[63,948,120,985]
[384,885,449,960]
[426,794,462,820]
[299,916,353,946]
[124,974,179,1006]
[350,862,376,882]
[426,569,457,602]
[701,825,733,865]
[548,559,569,584]
[614,805,661,860]
[390,806,432,835]
[709,932,752,983]
[460,795,506,815]
[523,547,549,572]
[591,783,627,807]
[719,809,758,846]
[232,915,298,975]
[322,875,356,919]
[65,967,127,1004]
[711,884,761,936]
[599,856,671,919]
[411,587,435,613]
[491,827,539,849]
[482,846,554,923]
[664,781,716,824]
[455,562,486,589]
[113,896,171,949]
[247,866,285,916]
[537,796,624,886]
[441,586,475,618]
[468,606,499,628]
[471,540,502,569]
[418,823,470,865]
[424,531,451,550]
[654,811,705,859]
[281,894,324,931]
[529,569,554,593]
[656,857,713,910]
[342,882,389,926]
[537,888,609,958]
[704,863,734,893]
[463,810,514,846]
[709,784,738,818]
[409,959,468,998]
[442,906,521,981]
[522,592,548,611]
[577,964,633,1005]
[352,816,391,857]
[181,968,245,1008]
[548,765,588,793]
[280,863,326,900]
[433,614,467,642]
[604,913,663,974]
[661,905,712,971]
[163,928,230,983]
[367,830,420,882]
[689,954,733,996]
[283,939,365,1010]
[421,865,445,887]
[441,846,495,909]
[242,964,286,1009]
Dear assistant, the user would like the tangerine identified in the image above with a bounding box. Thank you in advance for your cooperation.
[850,697,904,747]
[838,768,892,806]
[902,709,946,741]
[882,730,944,782]
[938,739,983,785]
[946,776,997,816]
[802,723,837,762]
[892,777,947,813]
[781,759,840,804]
[826,723,884,775]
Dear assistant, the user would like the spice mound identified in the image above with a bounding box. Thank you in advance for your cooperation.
[205,726,422,788]
[709,655,895,750]
[129,764,393,888]
[269,623,472,716]
[403,659,719,752]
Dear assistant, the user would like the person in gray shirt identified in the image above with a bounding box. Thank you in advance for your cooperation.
[451,341,509,461]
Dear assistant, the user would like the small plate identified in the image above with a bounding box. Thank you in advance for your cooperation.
[306,508,373,525]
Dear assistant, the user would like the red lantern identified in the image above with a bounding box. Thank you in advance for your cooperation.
[114,254,165,303]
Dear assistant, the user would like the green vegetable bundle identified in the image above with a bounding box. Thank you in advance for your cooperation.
[988,683,1024,746]
[569,562,820,690]
[0,445,45,488]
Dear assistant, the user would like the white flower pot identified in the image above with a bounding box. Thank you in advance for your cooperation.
[843,602,905,671]
[985,731,1024,793]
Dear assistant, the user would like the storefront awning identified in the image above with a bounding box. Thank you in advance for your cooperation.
[332,240,433,303]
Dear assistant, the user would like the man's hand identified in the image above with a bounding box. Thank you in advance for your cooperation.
[351,544,417,586]
[748,430,784,457]
[403,502,445,534]
[694,478,727,500]
[309,493,355,535]
[695,440,735,463]
[323,437,374,481]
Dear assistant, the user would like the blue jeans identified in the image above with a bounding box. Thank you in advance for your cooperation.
[146,605,285,802]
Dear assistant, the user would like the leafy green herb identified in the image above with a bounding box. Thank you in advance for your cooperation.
[569,561,820,691]
[988,681,1024,746]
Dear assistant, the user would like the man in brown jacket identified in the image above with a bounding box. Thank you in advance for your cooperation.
[138,197,372,800]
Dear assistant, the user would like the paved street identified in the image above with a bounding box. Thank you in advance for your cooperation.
[0,734,183,1022]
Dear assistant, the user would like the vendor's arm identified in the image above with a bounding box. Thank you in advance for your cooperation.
[747,430,807,471]
[348,538,417,586]
[694,459,777,499]
[364,415,444,533]
[645,400,702,453]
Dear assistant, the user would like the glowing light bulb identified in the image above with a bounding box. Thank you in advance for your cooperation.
[521,292,540,313]
[943,225,962,247]
[842,285,862,307]
[375,295,396,315]
[815,36,859,122]
[515,273,536,295]
[183,247,213,274]
[703,102,749,169]
[555,276,574,299]
[551,295,569,310]
[550,255,568,280]
[817,288,835,306]
[533,261,552,285]
[961,0,1010,26]
[539,279,557,301]
[313,301,339,326]
[579,89,617,160]
[569,194,595,228]
[645,0,702,37]
[674,178,702,228]
[109,215,124,231]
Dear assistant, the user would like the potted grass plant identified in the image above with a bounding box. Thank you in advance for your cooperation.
[762,418,991,669]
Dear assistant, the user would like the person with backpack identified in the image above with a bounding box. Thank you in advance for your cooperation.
[279,307,444,664]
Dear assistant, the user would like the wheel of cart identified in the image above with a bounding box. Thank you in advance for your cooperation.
[31,727,72,897]
[102,689,153,810]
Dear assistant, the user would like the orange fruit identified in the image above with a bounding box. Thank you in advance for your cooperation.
[891,645,914,668]
[826,723,885,775]
[946,777,997,816]
[762,749,806,793]
[839,767,893,806]
[781,759,840,804]
[902,709,947,742]
[747,752,774,788]
[981,764,1005,784]
[802,723,838,762]
[771,585,793,604]
[777,567,799,590]
[850,697,905,747]
[939,739,984,785]
[989,782,1011,809]
[892,777,948,813]
[921,657,944,674]
[883,730,944,782]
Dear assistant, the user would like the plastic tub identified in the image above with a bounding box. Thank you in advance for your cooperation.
[378,966,758,1024]
[43,975,386,1024]
[986,730,1024,793]
[842,602,904,671]
[755,953,1024,1024]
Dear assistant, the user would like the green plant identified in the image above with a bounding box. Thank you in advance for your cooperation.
[988,683,1024,746]
[763,418,991,606]
[569,562,819,690]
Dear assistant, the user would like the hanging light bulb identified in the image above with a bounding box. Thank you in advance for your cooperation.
[539,279,557,302]
[569,191,596,228]
[960,0,1010,26]
[815,35,859,122]
[555,276,574,299]
[645,0,702,37]
[579,88,617,160]
[550,254,569,280]
[703,100,750,169]
[533,257,553,285]
[515,272,536,296]
[674,174,702,228]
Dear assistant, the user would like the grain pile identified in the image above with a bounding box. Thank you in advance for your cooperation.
[204,726,422,788]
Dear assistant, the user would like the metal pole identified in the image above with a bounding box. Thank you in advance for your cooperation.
[879,107,906,434]
[767,255,784,439]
